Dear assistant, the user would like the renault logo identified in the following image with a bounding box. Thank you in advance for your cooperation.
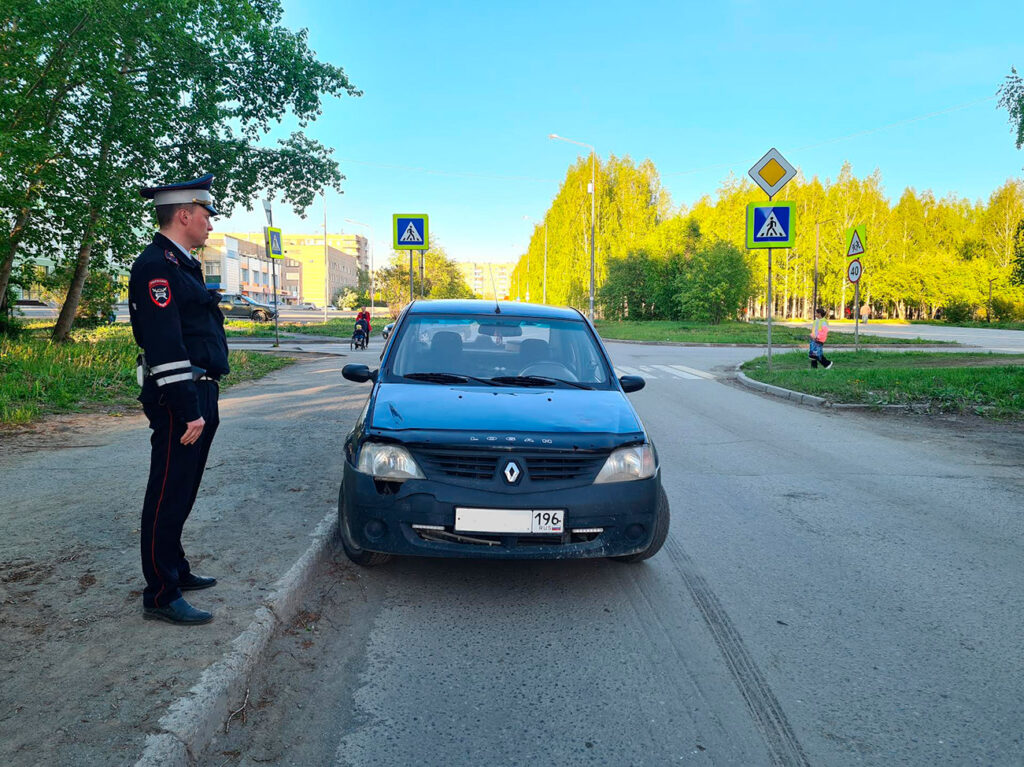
[503,460,522,484]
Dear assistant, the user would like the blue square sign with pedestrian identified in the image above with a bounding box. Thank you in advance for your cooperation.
[745,201,795,249]
[392,214,429,250]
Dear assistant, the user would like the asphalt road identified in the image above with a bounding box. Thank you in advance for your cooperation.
[198,342,1024,767]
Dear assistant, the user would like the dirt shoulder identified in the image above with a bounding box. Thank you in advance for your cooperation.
[0,356,364,767]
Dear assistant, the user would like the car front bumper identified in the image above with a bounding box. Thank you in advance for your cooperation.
[340,462,661,559]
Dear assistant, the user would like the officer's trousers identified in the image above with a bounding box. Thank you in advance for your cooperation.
[140,381,220,608]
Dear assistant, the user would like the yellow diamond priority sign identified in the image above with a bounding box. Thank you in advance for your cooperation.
[749,148,796,197]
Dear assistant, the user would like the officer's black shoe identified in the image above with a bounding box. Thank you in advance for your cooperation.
[179,573,217,591]
[143,597,213,625]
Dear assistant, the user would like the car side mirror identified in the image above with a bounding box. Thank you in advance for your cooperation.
[342,364,377,383]
[619,375,645,393]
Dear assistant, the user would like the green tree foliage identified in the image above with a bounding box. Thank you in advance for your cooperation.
[673,241,752,324]
[998,67,1024,151]
[376,240,474,315]
[0,0,360,338]
[523,149,1024,320]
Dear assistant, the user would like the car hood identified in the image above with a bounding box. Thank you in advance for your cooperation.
[369,383,641,435]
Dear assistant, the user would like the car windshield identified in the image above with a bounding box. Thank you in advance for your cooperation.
[387,315,612,388]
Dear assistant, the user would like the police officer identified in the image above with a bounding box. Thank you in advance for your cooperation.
[130,174,229,625]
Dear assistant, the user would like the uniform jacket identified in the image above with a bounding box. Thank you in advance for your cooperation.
[129,232,229,422]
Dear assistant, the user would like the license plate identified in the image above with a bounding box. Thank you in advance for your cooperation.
[455,508,564,534]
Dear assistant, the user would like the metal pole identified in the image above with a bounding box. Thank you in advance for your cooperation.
[814,221,820,316]
[409,249,414,303]
[543,222,548,305]
[589,149,596,321]
[264,206,279,348]
[323,194,328,324]
[854,280,860,350]
[419,251,424,298]
[766,192,774,372]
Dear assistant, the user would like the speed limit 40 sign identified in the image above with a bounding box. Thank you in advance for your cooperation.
[847,258,863,283]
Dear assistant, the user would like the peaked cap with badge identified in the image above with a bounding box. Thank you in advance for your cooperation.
[140,173,219,215]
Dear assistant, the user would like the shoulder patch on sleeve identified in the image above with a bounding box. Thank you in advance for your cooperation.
[149,278,172,308]
[163,250,179,265]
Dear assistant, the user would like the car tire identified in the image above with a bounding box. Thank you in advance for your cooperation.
[251,310,268,322]
[338,482,393,567]
[611,486,670,563]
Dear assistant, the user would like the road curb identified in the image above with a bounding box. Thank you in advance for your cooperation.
[734,368,828,407]
[134,509,340,767]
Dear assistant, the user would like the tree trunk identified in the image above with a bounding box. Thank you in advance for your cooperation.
[0,206,32,312]
[51,206,100,341]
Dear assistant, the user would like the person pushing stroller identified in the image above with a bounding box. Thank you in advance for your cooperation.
[351,313,369,350]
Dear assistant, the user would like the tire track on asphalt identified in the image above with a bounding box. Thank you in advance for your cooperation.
[664,537,811,767]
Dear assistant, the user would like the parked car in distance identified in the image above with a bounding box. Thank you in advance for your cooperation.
[338,299,668,567]
[301,302,318,311]
[217,294,278,322]
[381,321,395,340]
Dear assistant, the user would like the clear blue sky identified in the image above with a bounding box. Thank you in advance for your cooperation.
[216,0,1024,264]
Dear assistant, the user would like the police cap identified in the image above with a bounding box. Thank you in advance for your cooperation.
[140,173,218,215]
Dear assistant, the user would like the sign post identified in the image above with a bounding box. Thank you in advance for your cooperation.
[845,225,866,350]
[748,149,797,371]
[265,224,284,347]
[393,214,429,303]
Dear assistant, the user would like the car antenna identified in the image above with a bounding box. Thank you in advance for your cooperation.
[489,264,500,314]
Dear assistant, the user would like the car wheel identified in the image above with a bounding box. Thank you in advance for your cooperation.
[612,486,670,563]
[252,310,268,322]
[338,481,393,566]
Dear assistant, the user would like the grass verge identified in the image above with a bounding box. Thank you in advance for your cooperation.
[595,320,942,345]
[0,325,293,426]
[741,350,1024,417]
[225,318,381,339]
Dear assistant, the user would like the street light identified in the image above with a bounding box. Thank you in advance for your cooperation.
[344,218,375,318]
[814,218,833,317]
[549,133,596,320]
[261,199,279,346]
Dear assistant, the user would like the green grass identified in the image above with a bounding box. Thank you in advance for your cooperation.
[0,325,293,426]
[224,318,381,339]
[742,350,1024,417]
[594,320,941,345]
[909,319,1024,331]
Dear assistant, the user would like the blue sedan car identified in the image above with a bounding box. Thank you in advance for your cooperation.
[339,300,669,565]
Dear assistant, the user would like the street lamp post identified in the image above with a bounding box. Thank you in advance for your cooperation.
[814,218,832,316]
[344,218,376,318]
[549,133,596,320]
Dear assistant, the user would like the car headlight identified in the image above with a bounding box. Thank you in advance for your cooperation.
[356,443,425,480]
[593,445,656,484]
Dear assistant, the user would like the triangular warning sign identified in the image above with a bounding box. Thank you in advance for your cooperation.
[400,221,423,243]
[847,230,864,258]
[756,210,787,239]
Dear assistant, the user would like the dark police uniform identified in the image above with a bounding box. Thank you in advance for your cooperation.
[129,175,228,613]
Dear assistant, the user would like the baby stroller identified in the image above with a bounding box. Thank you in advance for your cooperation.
[350,318,369,350]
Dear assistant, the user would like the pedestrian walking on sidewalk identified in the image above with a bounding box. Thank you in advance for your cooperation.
[809,307,833,369]
[129,174,229,625]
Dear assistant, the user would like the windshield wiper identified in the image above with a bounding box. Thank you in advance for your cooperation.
[490,375,594,390]
[403,372,503,386]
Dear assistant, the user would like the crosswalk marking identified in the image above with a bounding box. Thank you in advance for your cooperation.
[652,364,700,380]
[613,364,644,377]
[667,364,715,380]
[612,363,715,382]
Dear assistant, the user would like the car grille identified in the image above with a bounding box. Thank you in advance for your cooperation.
[410,448,606,483]
[526,455,605,481]
[414,448,498,480]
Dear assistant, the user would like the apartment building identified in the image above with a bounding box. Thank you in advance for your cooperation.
[456,262,514,300]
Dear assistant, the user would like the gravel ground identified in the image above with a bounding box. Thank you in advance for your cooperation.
[0,355,364,767]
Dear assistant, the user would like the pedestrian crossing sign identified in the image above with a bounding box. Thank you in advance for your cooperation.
[746,202,795,249]
[393,214,429,250]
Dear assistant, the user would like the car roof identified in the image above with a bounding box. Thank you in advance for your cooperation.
[405,299,584,321]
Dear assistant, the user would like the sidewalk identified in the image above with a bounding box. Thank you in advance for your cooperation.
[0,355,365,766]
